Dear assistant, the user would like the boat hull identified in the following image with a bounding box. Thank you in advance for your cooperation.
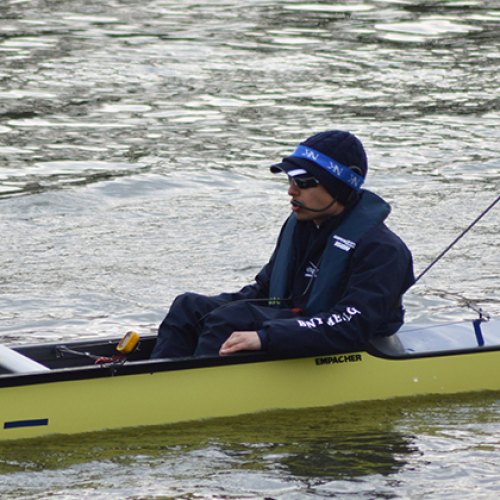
[2,346,500,441]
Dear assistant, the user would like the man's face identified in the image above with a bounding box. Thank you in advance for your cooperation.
[287,175,342,225]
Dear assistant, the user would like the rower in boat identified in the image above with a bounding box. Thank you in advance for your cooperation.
[1,156,496,441]
[151,130,415,360]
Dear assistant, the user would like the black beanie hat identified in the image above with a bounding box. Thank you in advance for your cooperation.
[271,130,368,205]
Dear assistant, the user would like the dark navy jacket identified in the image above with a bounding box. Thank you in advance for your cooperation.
[215,193,415,356]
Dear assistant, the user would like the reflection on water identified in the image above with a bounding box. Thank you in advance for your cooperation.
[0,0,499,497]
[0,393,499,498]
[276,431,413,479]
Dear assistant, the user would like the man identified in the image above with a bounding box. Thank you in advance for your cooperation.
[151,130,415,359]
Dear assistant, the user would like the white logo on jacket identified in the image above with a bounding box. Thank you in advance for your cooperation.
[296,306,361,329]
[333,235,356,252]
[305,262,319,279]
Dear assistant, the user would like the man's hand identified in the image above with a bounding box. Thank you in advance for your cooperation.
[219,331,262,356]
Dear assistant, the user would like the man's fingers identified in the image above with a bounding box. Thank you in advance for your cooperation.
[220,331,261,356]
[220,332,244,355]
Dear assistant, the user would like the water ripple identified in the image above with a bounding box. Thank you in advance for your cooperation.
[0,1,499,496]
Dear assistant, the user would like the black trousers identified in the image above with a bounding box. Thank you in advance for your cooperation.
[150,292,293,358]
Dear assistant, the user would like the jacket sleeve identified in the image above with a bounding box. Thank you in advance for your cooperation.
[257,231,415,356]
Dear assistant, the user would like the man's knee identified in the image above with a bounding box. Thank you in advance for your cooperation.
[170,292,208,312]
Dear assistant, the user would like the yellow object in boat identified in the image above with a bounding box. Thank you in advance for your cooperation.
[116,331,140,355]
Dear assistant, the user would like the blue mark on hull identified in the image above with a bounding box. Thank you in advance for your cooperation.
[4,418,49,429]
[473,319,485,347]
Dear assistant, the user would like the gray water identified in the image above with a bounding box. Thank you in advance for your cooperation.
[0,0,499,498]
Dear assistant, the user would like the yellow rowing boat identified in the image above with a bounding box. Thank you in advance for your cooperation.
[1,318,499,441]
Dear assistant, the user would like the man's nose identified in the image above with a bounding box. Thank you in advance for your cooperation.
[288,181,299,196]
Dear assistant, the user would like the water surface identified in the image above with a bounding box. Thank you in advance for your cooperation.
[0,0,499,498]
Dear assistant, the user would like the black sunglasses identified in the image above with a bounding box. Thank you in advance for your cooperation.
[288,175,320,189]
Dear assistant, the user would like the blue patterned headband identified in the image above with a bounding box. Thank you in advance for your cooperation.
[290,145,365,191]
